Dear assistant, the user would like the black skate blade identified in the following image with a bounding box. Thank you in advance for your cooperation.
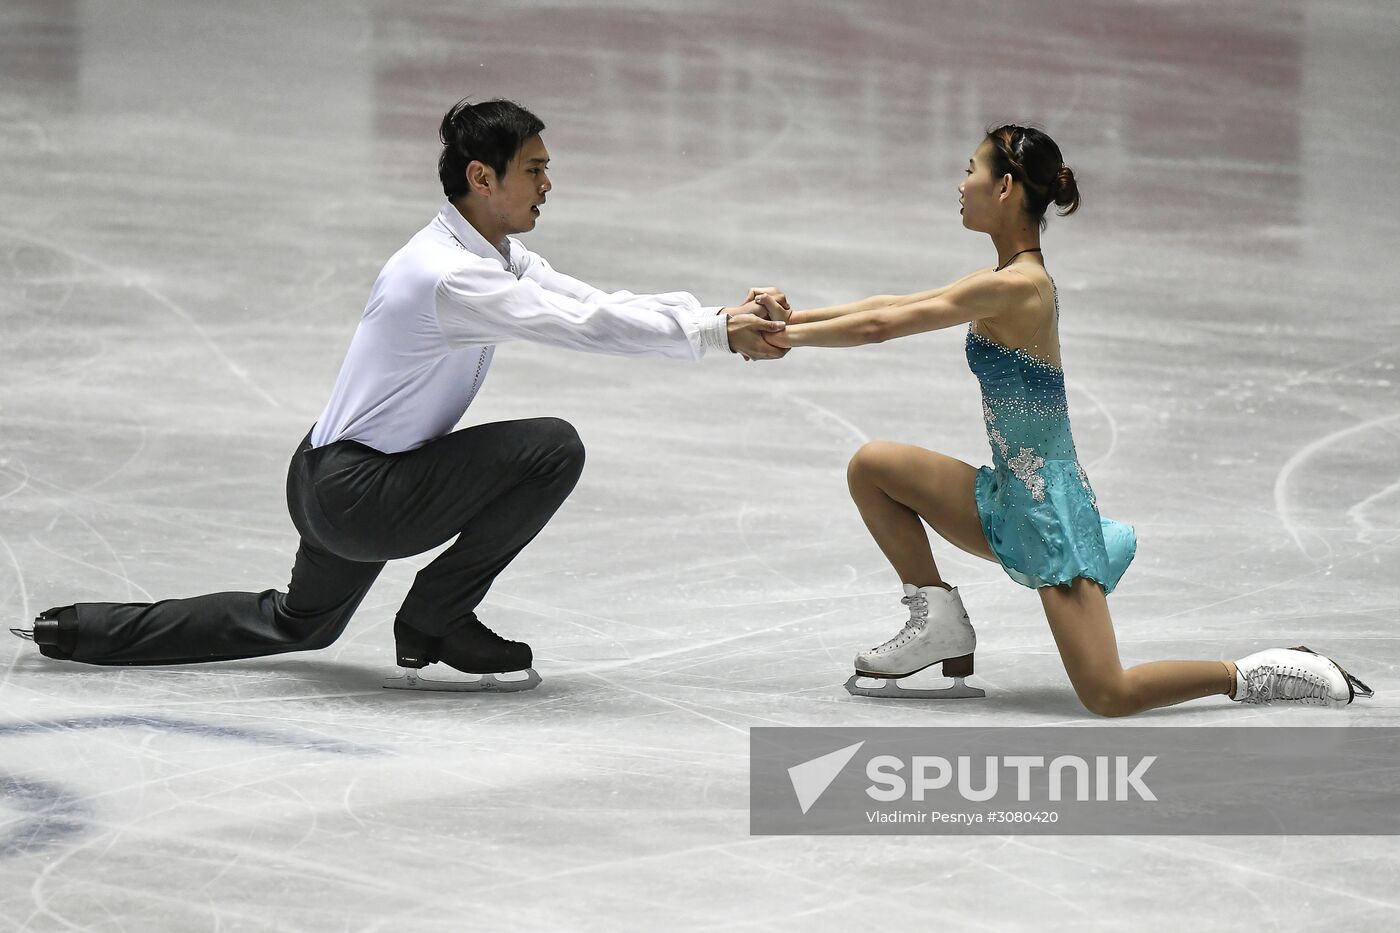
[1344,671,1374,700]
[383,666,541,693]
[844,673,985,700]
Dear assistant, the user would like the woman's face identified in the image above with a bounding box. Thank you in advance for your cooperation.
[958,139,1003,232]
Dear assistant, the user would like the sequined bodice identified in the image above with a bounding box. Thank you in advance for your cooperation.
[966,326,1093,505]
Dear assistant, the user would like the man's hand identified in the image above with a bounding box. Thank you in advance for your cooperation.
[761,325,792,350]
[726,307,788,361]
[743,287,790,322]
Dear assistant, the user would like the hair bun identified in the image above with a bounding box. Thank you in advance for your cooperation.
[985,124,1080,228]
[1053,164,1080,215]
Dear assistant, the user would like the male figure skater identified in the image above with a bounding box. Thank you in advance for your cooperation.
[11,98,788,691]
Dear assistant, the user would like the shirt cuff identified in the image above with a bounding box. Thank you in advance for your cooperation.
[697,306,730,356]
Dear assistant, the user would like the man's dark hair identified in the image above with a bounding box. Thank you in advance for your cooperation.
[438,98,546,199]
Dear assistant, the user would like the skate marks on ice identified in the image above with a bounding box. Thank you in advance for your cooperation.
[1273,410,1400,561]
[0,714,378,754]
[0,774,88,857]
[0,715,378,859]
[1,0,1398,926]
[0,532,31,696]
[0,227,282,409]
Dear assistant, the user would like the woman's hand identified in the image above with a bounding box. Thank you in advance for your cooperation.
[753,292,793,324]
[749,289,791,323]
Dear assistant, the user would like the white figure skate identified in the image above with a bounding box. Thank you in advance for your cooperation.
[845,584,984,700]
[1232,645,1373,708]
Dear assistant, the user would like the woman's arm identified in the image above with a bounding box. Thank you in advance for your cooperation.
[789,264,996,326]
[767,269,1040,349]
[786,294,893,325]
[784,267,993,326]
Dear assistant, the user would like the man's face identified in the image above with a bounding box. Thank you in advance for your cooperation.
[491,135,551,235]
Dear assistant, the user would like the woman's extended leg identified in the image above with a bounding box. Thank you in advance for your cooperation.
[846,441,995,584]
[1039,578,1234,717]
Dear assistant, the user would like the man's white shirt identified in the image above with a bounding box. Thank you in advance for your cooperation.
[311,200,729,453]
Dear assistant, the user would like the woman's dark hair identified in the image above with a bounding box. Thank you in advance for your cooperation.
[985,124,1080,230]
[438,98,546,199]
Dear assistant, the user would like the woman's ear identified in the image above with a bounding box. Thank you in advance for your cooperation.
[997,173,1015,204]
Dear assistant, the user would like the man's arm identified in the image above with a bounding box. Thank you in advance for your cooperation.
[436,259,785,359]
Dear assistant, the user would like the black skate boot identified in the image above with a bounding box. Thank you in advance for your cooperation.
[392,619,442,669]
[383,619,539,693]
[10,607,79,660]
[437,620,532,674]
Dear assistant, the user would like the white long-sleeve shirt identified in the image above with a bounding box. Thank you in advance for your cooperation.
[310,200,730,453]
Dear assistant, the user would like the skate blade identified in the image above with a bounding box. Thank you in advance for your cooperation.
[1344,671,1375,700]
[383,667,542,693]
[1293,646,1376,702]
[844,673,985,700]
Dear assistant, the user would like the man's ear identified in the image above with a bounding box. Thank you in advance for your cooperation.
[466,160,495,196]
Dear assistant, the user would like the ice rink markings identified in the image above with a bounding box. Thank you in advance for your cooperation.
[0,225,281,410]
[1273,410,1400,560]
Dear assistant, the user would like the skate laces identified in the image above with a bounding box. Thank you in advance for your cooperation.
[471,621,517,647]
[1239,663,1330,706]
[872,593,929,654]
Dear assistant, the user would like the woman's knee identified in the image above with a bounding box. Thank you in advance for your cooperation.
[1076,677,1139,718]
[847,441,900,488]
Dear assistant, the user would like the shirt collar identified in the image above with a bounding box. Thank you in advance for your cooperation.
[436,199,516,271]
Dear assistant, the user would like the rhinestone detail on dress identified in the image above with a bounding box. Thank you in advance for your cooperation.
[1008,447,1047,502]
[983,399,1048,501]
[1075,462,1097,511]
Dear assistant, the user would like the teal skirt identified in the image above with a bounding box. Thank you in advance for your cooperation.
[975,460,1136,595]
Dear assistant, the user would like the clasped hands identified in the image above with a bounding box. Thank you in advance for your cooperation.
[723,287,794,361]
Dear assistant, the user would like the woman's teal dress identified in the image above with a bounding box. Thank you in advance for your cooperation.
[967,306,1136,594]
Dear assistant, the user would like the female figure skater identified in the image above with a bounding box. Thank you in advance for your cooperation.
[757,125,1373,716]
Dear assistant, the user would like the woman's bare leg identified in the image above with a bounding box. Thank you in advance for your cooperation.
[847,441,1236,714]
[846,442,996,585]
[1040,578,1235,716]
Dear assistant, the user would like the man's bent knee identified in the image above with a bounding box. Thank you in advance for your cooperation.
[535,417,585,474]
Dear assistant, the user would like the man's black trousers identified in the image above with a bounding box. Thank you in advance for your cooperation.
[53,418,585,665]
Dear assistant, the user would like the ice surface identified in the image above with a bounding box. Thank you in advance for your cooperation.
[1,0,1397,929]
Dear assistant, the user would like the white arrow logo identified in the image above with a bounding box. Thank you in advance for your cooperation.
[788,741,865,814]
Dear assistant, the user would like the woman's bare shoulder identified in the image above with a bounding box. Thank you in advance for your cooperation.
[970,266,1054,346]
[949,265,1044,309]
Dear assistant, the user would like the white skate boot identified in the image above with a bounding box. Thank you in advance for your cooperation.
[844,584,984,700]
[1231,646,1374,708]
